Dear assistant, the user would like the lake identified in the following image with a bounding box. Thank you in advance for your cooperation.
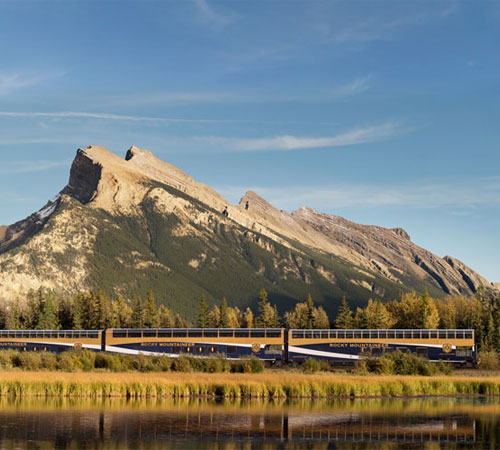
[0,396,499,449]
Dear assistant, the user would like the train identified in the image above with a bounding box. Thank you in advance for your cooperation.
[0,328,477,365]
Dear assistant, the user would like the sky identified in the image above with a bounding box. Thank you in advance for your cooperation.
[0,0,499,282]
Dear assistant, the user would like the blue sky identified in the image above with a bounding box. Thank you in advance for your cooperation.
[0,0,499,282]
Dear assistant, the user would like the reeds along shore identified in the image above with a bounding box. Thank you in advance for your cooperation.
[1,372,500,399]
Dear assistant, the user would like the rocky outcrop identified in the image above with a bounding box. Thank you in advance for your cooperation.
[291,206,496,296]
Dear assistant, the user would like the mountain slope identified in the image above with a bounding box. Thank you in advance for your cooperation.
[0,146,496,319]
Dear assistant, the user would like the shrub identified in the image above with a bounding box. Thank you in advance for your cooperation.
[0,350,15,369]
[365,356,395,374]
[94,353,127,372]
[172,355,193,372]
[232,356,265,373]
[40,352,58,370]
[478,351,500,370]
[78,350,97,372]
[15,352,43,371]
[57,351,78,372]
[302,358,321,374]
[204,355,230,373]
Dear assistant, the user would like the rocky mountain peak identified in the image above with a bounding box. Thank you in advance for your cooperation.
[392,227,411,241]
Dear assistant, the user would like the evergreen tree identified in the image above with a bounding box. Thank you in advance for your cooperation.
[306,294,314,329]
[243,307,254,328]
[219,297,230,328]
[131,295,144,328]
[143,290,159,328]
[197,294,209,328]
[158,304,174,327]
[335,297,354,329]
[174,313,186,328]
[38,291,59,330]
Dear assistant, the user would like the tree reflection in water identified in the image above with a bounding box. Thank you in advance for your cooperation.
[0,397,499,449]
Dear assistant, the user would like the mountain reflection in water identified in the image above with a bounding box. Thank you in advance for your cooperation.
[0,397,499,449]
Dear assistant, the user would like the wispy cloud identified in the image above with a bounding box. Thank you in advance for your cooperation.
[189,122,400,152]
[0,160,71,175]
[194,0,236,28]
[0,71,64,96]
[93,78,371,108]
[0,73,41,96]
[0,111,226,123]
[216,177,500,210]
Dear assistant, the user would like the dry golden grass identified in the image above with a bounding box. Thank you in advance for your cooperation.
[1,371,500,398]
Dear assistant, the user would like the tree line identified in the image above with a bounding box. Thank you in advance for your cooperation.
[0,286,499,352]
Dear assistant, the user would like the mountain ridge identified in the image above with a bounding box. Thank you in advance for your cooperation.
[0,145,496,318]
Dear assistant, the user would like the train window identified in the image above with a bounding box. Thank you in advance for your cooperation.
[251,330,265,338]
[361,331,369,339]
[447,330,456,340]
[413,330,421,339]
[113,330,127,338]
[387,331,394,339]
[439,331,446,339]
[188,330,203,338]
[354,331,361,339]
[226,345,237,354]
[196,345,205,354]
[465,331,472,340]
[219,330,234,338]
[370,331,378,339]
[89,331,98,339]
[292,331,304,339]
[345,331,353,339]
[267,330,282,338]
[80,331,88,339]
[313,331,321,339]
[456,331,464,339]
[15,331,22,338]
[173,330,187,338]
[336,331,344,339]
[204,330,219,338]
[329,330,337,339]
[379,331,387,339]
[396,347,408,353]
[22,331,30,339]
[416,348,428,358]
[430,331,437,339]
[158,330,172,338]
[8,331,15,338]
[396,331,404,339]
[171,346,181,354]
[208,346,217,354]
[321,331,329,339]
[304,331,313,339]
[128,330,142,338]
[404,331,412,339]
[421,331,429,339]
[235,330,250,338]
[143,330,157,338]
[182,346,193,353]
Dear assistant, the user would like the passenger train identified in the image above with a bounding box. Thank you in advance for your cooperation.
[0,328,476,365]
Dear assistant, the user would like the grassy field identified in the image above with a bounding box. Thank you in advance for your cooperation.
[1,371,500,399]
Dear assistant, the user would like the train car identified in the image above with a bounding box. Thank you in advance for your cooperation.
[105,328,285,361]
[288,329,476,365]
[0,329,103,353]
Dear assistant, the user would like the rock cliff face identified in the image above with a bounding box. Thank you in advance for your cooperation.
[0,145,496,317]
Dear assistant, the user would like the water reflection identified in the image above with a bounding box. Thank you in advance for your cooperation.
[0,396,499,449]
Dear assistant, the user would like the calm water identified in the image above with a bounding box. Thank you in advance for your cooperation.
[0,396,499,449]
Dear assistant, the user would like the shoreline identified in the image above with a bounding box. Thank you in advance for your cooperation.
[1,372,500,399]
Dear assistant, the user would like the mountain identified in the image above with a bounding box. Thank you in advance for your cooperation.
[0,146,497,319]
